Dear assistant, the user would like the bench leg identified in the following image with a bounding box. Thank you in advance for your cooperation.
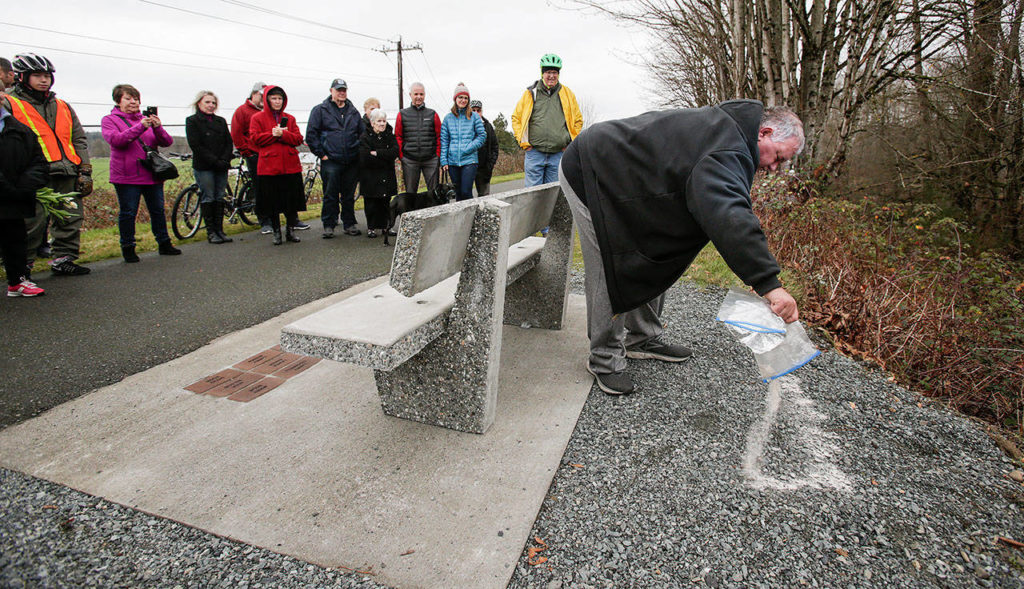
[503,190,575,330]
[374,201,511,434]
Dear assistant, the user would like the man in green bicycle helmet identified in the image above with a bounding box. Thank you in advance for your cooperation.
[511,53,583,187]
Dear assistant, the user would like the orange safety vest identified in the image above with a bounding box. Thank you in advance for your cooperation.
[6,95,82,165]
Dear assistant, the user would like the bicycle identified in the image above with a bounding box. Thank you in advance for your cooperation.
[300,152,320,203]
[170,152,258,240]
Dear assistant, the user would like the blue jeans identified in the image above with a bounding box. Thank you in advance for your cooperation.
[320,159,359,229]
[114,183,170,247]
[194,169,228,204]
[524,149,562,187]
[448,164,478,201]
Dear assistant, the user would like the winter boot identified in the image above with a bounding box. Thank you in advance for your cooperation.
[122,245,140,263]
[204,203,225,244]
[213,202,233,243]
[285,225,300,243]
[158,241,182,255]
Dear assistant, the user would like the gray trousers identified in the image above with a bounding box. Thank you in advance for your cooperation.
[401,156,439,193]
[560,165,665,374]
[27,175,82,264]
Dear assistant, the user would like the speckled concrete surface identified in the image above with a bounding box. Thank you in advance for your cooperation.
[504,190,575,330]
[375,201,511,433]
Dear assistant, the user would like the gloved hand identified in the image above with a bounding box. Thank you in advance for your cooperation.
[76,174,93,197]
[75,164,93,196]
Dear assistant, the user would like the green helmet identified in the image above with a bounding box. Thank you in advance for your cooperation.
[539,53,562,72]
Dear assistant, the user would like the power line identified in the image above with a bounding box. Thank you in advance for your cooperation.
[216,0,388,42]
[0,21,392,82]
[138,0,378,51]
[405,53,446,113]
[419,49,446,100]
[0,41,392,85]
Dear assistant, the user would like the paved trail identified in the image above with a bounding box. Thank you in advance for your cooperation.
[0,211,393,428]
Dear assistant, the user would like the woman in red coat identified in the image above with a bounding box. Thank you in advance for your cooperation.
[249,85,305,245]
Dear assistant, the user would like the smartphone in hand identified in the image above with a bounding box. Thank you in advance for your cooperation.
[279,116,288,128]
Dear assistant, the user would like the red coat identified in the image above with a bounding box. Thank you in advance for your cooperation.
[230,99,261,157]
[249,85,304,176]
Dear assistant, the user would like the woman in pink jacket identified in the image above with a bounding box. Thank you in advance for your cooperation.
[101,84,181,263]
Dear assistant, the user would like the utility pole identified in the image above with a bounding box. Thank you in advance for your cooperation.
[377,36,422,109]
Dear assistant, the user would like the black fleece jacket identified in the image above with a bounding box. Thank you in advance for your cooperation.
[185,113,233,172]
[561,100,781,313]
[0,114,48,219]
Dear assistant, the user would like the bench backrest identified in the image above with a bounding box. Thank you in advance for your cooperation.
[389,183,561,297]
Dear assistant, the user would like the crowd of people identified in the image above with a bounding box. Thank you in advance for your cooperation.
[0,51,584,297]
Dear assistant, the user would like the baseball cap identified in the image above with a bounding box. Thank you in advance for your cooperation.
[331,78,348,90]
[251,81,266,94]
[470,100,482,109]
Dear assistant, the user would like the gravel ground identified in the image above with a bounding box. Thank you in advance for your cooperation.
[508,279,1024,588]
[3,276,1023,588]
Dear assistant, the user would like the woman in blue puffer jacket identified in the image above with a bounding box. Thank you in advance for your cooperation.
[440,82,486,201]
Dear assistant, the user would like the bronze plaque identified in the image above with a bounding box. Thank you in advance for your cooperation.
[205,372,264,397]
[228,376,286,402]
[233,349,284,371]
[274,356,321,378]
[185,368,243,394]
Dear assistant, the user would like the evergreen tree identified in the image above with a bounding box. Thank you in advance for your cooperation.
[493,113,521,155]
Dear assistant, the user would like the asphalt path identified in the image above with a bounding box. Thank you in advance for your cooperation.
[0,179,524,429]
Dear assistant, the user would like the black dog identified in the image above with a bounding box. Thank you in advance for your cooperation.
[384,182,456,245]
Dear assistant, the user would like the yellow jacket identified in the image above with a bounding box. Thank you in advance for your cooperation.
[511,82,584,150]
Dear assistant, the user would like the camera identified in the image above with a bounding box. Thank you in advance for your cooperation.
[143,106,158,117]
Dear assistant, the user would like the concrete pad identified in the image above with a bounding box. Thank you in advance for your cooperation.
[0,280,592,589]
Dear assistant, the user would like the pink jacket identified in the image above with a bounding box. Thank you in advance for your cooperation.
[101,107,174,185]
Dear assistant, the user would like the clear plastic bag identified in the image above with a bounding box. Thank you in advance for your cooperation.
[716,288,820,382]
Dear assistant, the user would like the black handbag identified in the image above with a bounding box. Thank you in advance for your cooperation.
[139,145,179,181]
[116,114,179,181]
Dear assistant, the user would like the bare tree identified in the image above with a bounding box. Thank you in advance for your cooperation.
[568,0,962,177]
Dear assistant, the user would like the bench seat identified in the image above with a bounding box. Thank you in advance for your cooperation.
[281,236,546,371]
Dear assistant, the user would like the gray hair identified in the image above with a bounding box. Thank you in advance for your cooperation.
[192,90,219,113]
[369,108,387,123]
[761,106,805,154]
[408,82,425,94]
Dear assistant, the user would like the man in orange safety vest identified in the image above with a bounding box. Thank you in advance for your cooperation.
[3,53,92,276]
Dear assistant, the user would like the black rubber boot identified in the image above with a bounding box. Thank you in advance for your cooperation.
[285,225,300,243]
[122,245,140,263]
[213,202,233,243]
[205,204,225,244]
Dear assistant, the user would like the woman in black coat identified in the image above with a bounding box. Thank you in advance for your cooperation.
[0,107,49,296]
[358,109,399,238]
[185,91,234,244]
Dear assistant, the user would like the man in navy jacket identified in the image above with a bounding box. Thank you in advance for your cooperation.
[559,100,803,395]
[308,78,364,238]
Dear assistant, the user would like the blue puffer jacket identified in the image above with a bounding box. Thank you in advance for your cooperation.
[307,97,364,164]
[440,109,486,167]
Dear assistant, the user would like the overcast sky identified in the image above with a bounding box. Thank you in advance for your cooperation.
[1,0,658,133]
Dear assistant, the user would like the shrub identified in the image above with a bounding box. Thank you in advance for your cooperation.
[753,174,1024,431]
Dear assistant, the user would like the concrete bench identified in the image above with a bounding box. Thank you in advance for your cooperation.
[280,183,575,434]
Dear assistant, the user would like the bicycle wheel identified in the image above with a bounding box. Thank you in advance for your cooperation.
[171,185,203,240]
[234,181,258,226]
[303,172,317,203]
